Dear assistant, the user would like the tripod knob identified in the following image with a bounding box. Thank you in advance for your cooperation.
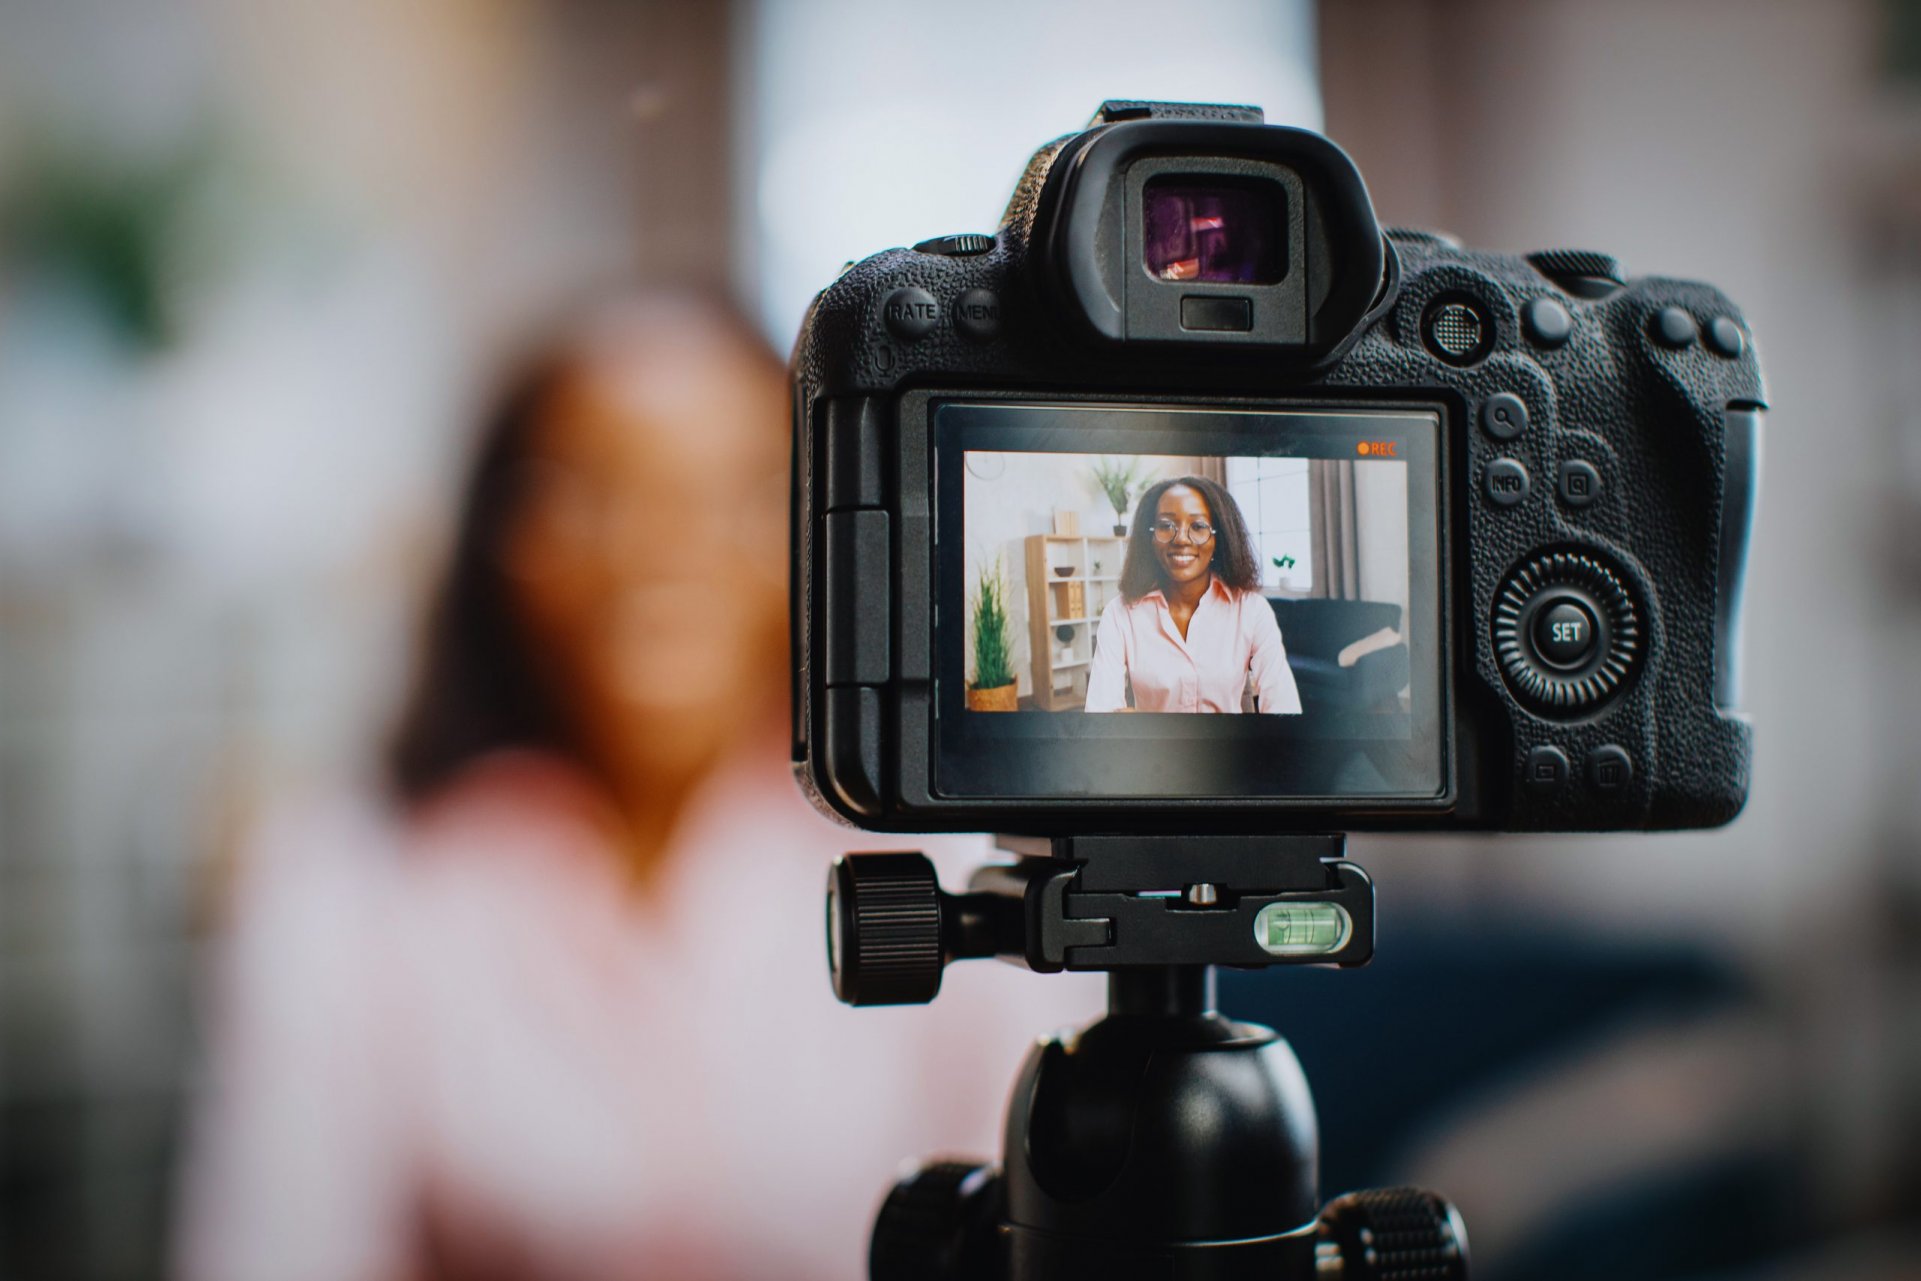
[1316,1188,1470,1280]
[869,1159,1003,1281]
[828,852,945,1006]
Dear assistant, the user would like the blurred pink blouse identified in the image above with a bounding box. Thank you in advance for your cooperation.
[1085,575,1301,714]
[177,743,1101,1281]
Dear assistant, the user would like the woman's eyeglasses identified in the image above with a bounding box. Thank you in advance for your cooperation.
[1151,519,1215,545]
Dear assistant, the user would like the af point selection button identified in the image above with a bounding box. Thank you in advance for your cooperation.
[1484,458,1530,507]
[882,287,939,340]
[953,288,1001,342]
[1533,597,1599,667]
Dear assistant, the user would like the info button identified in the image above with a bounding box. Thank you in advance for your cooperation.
[1484,458,1530,507]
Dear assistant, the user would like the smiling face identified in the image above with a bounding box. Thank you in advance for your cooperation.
[501,300,789,790]
[1152,483,1217,589]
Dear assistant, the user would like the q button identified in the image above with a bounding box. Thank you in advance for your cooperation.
[1481,392,1529,442]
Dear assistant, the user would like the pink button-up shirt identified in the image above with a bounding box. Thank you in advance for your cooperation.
[1085,576,1302,714]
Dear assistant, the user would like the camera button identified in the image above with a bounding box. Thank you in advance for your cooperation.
[1587,745,1634,793]
[1522,297,1573,348]
[1423,295,1492,364]
[1483,459,1530,507]
[953,289,1001,342]
[883,288,940,340]
[1481,392,1529,441]
[1651,306,1697,348]
[1523,745,1570,790]
[1705,315,1746,358]
[1533,599,1599,667]
[1556,460,1602,509]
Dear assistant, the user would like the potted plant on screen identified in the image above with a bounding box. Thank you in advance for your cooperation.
[967,558,1019,712]
[1088,456,1153,535]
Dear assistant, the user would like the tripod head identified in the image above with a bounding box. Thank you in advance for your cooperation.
[828,834,1372,1004]
[826,834,1471,1281]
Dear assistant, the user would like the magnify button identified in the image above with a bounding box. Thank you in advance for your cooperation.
[1481,392,1529,441]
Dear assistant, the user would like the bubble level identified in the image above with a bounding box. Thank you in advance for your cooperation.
[1253,901,1353,957]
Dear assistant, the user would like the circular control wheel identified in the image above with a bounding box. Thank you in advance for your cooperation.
[1317,1187,1470,1281]
[1492,550,1642,714]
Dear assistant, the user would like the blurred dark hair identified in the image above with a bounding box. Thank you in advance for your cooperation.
[1119,475,1262,602]
[386,351,575,804]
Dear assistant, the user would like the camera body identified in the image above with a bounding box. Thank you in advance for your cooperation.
[792,101,1763,836]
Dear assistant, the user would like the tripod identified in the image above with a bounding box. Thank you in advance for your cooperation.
[827,835,1470,1281]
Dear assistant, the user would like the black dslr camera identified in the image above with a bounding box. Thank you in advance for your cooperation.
[793,102,1765,1281]
[793,99,1761,837]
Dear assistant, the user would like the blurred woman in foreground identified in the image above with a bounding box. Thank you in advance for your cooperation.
[177,295,1099,1281]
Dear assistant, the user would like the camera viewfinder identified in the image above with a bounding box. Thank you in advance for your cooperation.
[1143,180,1283,284]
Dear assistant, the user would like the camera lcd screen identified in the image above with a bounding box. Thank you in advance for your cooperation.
[934,400,1446,802]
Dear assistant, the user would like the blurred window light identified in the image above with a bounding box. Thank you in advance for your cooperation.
[734,0,1320,348]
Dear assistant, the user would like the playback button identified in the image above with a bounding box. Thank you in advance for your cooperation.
[1523,745,1570,790]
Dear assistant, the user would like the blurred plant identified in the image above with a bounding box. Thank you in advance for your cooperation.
[1086,455,1154,522]
[970,557,1015,690]
[0,126,223,352]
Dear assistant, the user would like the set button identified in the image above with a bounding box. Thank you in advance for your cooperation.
[1532,597,1599,667]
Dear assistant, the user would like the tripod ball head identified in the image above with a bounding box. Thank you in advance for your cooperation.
[869,1155,1470,1281]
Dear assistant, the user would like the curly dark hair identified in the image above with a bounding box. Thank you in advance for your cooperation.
[1119,475,1262,602]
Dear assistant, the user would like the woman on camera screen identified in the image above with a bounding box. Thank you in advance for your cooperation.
[1084,476,1301,714]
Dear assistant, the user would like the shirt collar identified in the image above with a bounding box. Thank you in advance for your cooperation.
[1143,574,1230,609]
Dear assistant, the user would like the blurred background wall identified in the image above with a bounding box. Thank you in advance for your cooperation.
[0,0,1916,1278]
[1322,0,1921,1251]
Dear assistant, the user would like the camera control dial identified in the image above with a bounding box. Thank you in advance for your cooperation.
[1493,550,1643,715]
[828,852,944,1005]
[1317,1188,1470,1281]
[1527,248,1626,298]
